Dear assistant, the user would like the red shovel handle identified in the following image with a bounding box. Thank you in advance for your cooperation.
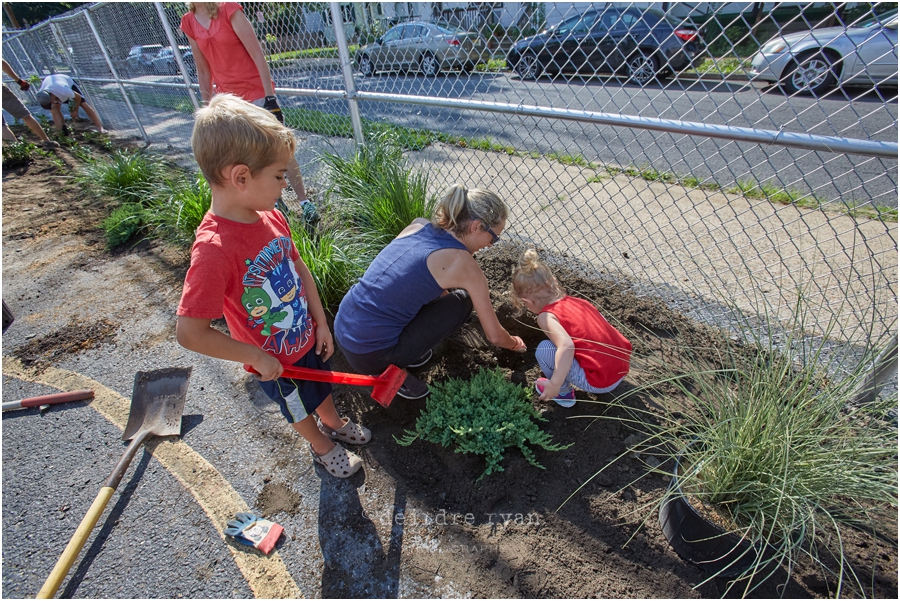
[244,364,406,408]
[3,390,94,411]
[281,365,386,386]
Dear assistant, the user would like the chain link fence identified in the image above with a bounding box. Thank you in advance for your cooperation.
[3,2,897,361]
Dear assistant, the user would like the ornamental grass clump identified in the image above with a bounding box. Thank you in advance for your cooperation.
[286,213,373,310]
[396,368,572,481]
[320,131,435,246]
[576,290,898,597]
[78,149,166,205]
[144,172,212,248]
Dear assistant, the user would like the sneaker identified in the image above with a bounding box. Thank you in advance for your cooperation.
[300,199,319,226]
[535,378,576,408]
[41,140,60,150]
[397,373,430,399]
[407,348,433,368]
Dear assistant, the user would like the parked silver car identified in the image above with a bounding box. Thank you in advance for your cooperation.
[750,8,898,95]
[356,21,489,77]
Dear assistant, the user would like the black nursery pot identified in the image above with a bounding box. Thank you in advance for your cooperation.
[658,456,777,578]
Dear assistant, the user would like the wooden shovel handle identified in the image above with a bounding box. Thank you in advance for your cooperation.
[37,429,151,599]
[37,487,115,599]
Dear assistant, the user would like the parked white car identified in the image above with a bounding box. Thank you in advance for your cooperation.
[750,8,898,95]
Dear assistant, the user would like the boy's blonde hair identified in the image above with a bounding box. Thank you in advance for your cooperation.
[510,248,563,313]
[191,93,296,186]
[432,183,508,237]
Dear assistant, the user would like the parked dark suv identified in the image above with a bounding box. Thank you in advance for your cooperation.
[507,7,705,84]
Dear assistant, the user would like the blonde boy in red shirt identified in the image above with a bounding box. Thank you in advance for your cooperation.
[176,94,368,478]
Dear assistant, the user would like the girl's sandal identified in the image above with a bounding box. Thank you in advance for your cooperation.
[310,443,362,478]
[319,417,371,445]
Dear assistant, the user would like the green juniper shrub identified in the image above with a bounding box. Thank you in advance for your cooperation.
[396,368,572,481]
[2,139,37,168]
[101,202,146,248]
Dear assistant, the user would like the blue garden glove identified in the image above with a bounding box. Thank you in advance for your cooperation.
[224,512,284,555]
[263,95,283,123]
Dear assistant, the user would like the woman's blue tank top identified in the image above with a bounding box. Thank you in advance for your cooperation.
[335,223,467,354]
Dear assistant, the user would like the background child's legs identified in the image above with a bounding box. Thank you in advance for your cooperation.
[72,98,103,131]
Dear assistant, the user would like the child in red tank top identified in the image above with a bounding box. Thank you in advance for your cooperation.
[510,249,632,407]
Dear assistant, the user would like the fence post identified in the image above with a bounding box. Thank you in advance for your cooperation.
[850,334,899,408]
[329,2,364,146]
[48,20,100,113]
[153,1,200,110]
[15,36,40,75]
[82,8,150,143]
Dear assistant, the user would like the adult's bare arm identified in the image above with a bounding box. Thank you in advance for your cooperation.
[230,9,275,97]
[186,37,212,101]
[431,250,525,351]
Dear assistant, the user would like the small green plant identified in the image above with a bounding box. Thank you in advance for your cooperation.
[82,130,113,151]
[321,132,436,245]
[2,139,37,168]
[78,149,166,205]
[396,368,572,481]
[101,203,145,248]
[144,172,212,247]
[546,152,596,169]
[286,215,372,310]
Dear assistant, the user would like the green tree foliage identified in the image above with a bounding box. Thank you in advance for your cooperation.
[2,2,85,28]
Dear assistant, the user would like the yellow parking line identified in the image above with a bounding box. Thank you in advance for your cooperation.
[2,356,302,599]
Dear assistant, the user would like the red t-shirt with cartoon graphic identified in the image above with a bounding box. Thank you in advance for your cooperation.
[177,210,315,364]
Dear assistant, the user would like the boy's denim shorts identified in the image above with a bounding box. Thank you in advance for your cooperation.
[258,350,333,424]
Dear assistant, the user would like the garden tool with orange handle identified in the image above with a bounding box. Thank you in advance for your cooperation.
[245,364,406,407]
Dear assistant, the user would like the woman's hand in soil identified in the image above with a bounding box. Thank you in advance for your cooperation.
[509,336,526,353]
[251,350,284,381]
[315,323,334,361]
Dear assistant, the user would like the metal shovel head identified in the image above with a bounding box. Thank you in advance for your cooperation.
[122,367,192,441]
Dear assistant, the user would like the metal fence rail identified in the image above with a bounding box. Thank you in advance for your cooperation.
[3,1,897,356]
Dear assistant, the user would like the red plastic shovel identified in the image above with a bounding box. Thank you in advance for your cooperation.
[2,389,94,412]
[246,364,407,408]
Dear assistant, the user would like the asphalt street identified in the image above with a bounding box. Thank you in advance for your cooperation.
[275,66,898,208]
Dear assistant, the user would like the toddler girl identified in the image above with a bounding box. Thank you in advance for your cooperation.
[511,249,632,407]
